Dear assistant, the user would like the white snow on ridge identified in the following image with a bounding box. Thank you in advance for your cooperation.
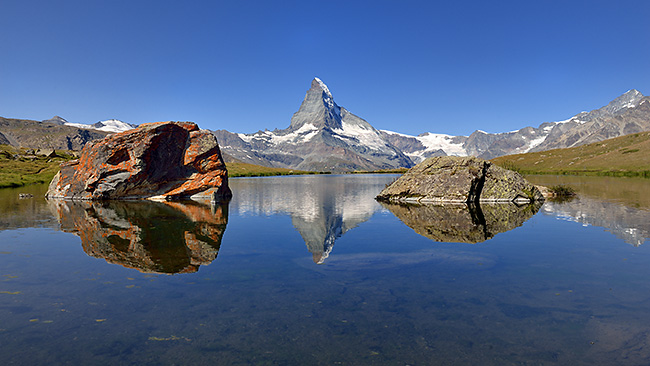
[314,77,332,98]
[417,132,467,156]
[65,122,94,129]
[333,122,388,151]
[381,129,467,157]
[239,123,319,145]
[64,119,134,133]
[511,135,547,154]
[97,119,135,132]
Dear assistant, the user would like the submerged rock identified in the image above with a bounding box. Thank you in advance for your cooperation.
[45,121,232,202]
[376,156,543,203]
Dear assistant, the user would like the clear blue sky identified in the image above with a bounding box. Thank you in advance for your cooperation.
[1,0,649,136]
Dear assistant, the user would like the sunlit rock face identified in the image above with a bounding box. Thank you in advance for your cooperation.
[48,199,228,274]
[381,201,541,244]
[376,156,543,203]
[46,121,231,202]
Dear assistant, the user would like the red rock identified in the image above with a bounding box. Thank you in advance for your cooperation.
[45,121,232,202]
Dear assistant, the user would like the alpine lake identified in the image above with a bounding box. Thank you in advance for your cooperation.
[1,174,650,365]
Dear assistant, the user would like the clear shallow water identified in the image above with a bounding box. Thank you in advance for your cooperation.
[1,175,650,365]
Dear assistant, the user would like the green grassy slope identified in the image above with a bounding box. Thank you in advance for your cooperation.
[226,161,326,177]
[0,145,75,188]
[491,132,650,177]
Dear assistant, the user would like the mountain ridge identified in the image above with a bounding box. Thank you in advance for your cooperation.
[213,77,413,172]
[2,79,647,173]
[381,88,649,162]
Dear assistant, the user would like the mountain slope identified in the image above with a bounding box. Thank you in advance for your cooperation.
[384,89,650,161]
[491,131,650,176]
[213,78,414,172]
[0,117,109,150]
[531,90,649,152]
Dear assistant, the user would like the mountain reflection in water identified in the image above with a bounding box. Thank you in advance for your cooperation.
[543,196,650,246]
[47,199,228,274]
[381,202,542,244]
[228,175,388,263]
[526,175,650,246]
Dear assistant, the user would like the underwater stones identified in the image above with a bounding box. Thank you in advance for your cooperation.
[45,121,232,202]
[376,156,543,203]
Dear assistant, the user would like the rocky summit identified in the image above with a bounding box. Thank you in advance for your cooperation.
[46,121,232,202]
[376,156,543,203]
[213,78,413,172]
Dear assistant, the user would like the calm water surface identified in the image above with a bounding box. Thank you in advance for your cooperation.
[1,174,650,365]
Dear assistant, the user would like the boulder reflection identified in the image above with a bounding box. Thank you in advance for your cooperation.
[48,199,228,274]
[381,202,541,244]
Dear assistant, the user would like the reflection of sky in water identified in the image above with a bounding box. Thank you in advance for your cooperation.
[1,176,650,365]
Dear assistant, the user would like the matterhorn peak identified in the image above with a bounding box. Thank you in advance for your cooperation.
[312,77,333,98]
[289,78,343,130]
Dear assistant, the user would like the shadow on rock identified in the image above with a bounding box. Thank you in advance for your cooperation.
[47,199,228,274]
[381,201,542,244]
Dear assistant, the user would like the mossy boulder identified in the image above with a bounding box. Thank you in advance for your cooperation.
[376,156,544,203]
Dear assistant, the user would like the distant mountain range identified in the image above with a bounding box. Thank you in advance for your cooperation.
[0,116,109,151]
[383,88,649,162]
[214,79,650,171]
[0,116,136,151]
[1,79,648,171]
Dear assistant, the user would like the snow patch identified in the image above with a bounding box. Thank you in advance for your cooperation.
[64,119,134,133]
[381,129,466,158]
[416,133,467,156]
[333,122,387,151]
[240,124,319,145]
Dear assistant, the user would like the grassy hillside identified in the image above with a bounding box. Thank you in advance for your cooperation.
[226,161,326,177]
[491,132,650,177]
[0,145,76,188]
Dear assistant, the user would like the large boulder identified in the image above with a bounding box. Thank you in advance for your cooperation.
[376,156,543,203]
[46,121,232,202]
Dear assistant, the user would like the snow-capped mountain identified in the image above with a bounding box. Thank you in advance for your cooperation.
[381,89,650,161]
[41,116,136,133]
[214,78,413,172]
[64,119,137,133]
